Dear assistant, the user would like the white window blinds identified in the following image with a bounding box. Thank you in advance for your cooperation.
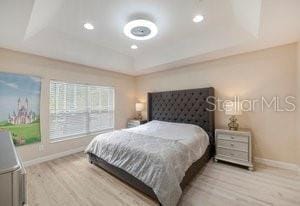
[49,81,114,140]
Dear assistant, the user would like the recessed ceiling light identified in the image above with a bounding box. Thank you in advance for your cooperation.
[193,15,204,23]
[124,19,158,41]
[131,45,138,50]
[84,23,94,30]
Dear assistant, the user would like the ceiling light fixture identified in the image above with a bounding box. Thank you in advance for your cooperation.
[84,23,94,30]
[124,19,158,41]
[131,45,138,50]
[193,15,204,23]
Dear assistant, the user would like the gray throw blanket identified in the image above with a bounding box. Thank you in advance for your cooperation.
[85,130,197,206]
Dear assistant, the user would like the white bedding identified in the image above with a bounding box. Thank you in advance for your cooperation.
[85,120,209,206]
[125,120,209,161]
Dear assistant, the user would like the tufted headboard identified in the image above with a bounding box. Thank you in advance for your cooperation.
[147,87,215,145]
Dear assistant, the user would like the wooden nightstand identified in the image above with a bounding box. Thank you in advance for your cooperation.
[127,120,147,128]
[214,129,254,171]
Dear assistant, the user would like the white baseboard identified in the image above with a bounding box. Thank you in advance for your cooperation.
[254,157,300,172]
[23,146,86,167]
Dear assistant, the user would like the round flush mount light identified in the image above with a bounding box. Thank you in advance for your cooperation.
[193,15,204,23]
[84,23,94,30]
[131,44,138,50]
[124,19,158,41]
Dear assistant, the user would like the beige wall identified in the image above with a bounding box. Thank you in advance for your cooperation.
[0,44,298,165]
[0,48,136,162]
[297,42,300,166]
[136,44,298,164]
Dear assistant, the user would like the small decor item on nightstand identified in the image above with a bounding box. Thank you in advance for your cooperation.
[225,101,242,131]
[135,103,144,120]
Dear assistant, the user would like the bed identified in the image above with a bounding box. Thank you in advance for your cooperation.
[86,87,215,206]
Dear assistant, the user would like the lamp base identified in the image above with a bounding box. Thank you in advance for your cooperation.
[136,112,143,121]
[228,115,239,131]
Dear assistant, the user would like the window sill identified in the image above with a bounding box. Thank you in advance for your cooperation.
[49,128,114,144]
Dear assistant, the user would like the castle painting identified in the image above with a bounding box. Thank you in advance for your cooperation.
[8,98,37,125]
[0,72,41,146]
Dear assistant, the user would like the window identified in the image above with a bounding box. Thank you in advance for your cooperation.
[49,80,114,140]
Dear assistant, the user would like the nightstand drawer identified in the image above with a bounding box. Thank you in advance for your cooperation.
[217,134,248,143]
[128,123,139,128]
[127,120,147,128]
[217,148,248,161]
[217,139,248,152]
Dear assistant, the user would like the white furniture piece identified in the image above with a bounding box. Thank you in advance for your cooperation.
[0,132,27,206]
[127,119,147,128]
[215,129,254,171]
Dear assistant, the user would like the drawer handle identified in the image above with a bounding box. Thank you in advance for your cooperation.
[230,136,235,140]
[230,143,234,147]
[230,153,234,156]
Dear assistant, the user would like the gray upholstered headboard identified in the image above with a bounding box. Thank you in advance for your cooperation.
[147,87,215,144]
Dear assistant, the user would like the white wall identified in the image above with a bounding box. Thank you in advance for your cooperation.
[0,48,136,162]
[136,44,298,164]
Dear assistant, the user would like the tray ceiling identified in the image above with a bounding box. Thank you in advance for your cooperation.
[0,0,299,75]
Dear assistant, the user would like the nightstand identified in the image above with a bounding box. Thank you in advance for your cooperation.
[214,129,254,171]
[127,120,147,128]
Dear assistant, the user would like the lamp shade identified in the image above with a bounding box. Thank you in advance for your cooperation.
[135,103,144,112]
[225,101,242,116]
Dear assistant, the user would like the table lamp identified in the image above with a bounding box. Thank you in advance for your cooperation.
[225,101,242,131]
[135,103,144,120]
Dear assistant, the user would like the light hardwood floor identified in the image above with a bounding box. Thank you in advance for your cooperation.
[27,153,300,206]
